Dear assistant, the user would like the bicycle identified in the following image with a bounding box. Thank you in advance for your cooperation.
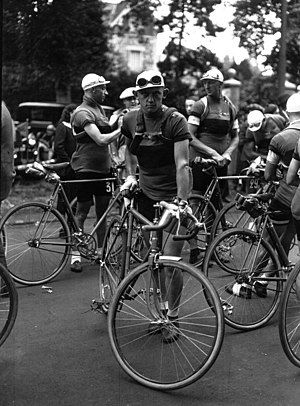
[0,161,124,285]
[107,201,224,390]
[92,189,152,313]
[278,259,300,367]
[202,192,296,331]
[0,262,18,347]
[187,159,264,265]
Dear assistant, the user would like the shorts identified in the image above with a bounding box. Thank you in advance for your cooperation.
[75,172,115,203]
[269,197,291,225]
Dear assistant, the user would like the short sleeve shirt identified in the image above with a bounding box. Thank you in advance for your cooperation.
[71,98,112,174]
[122,107,191,200]
[188,96,238,155]
[266,121,300,206]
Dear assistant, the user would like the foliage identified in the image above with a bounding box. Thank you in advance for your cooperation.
[232,0,300,83]
[2,0,112,112]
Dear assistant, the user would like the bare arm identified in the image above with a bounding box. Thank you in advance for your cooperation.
[84,123,120,146]
[287,158,300,185]
[124,143,138,177]
[188,123,225,164]
[264,161,277,181]
[174,139,191,201]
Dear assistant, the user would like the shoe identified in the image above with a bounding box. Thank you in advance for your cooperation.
[162,317,180,343]
[225,282,252,299]
[189,248,202,264]
[253,281,267,298]
[70,261,82,273]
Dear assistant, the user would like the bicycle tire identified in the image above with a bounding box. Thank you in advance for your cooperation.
[203,228,282,330]
[210,201,258,241]
[279,260,300,367]
[99,216,126,313]
[188,194,217,266]
[108,259,224,390]
[0,262,18,346]
[0,202,71,285]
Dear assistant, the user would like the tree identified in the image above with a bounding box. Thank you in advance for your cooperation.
[231,0,300,92]
[2,0,112,110]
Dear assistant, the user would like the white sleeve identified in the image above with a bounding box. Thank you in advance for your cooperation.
[187,115,200,126]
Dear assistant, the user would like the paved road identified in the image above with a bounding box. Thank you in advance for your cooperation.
[2,254,300,406]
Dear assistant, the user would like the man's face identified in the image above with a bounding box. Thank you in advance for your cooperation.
[185,99,196,115]
[136,87,164,115]
[91,85,108,104]
[202,79,222,98]
[123,96,138,111]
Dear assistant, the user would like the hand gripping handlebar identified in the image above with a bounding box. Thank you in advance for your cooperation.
[142,201,203,241]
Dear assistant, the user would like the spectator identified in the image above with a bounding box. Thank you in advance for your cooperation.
[121,69,192,342]
[70,73,121,272]
[1,101,15,272]
[184,95,198,117]
[242,109,286,161]
[37,124,56,162]
[54,103,77,220]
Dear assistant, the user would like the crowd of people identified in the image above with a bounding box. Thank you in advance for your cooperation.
[2,68,300,312]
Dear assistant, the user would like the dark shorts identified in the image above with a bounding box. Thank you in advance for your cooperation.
[269,197,291,224]
[75,172,115,203]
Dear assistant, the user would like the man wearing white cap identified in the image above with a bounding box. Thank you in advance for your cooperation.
[243,109,286,161]
[70,73,121,272]
[109,87,138,166]
[120,69,192,342]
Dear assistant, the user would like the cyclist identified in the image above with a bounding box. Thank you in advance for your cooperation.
[187,68,239,263]
[109,87,138,167]
[286,93,300,255]
[227,93,300,298]
[120,69,192,342]
[242,109,286,162]
[70,73,121,272]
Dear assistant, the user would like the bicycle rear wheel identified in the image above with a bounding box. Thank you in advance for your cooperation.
[210,201,258,241]
[279,261,300,367]
[0,202,70,285]
[0,263,18,346]
[108,259,224,390]
[203,228,282,330]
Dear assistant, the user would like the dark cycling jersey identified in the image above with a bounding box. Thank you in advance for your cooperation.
[121,106,191,200]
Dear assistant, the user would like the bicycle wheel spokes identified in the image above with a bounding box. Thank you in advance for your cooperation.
[206,229,281,330]
[0,264,18,347]
[1,203,70,285]
[109,261,224,390]
[279,263,300,367]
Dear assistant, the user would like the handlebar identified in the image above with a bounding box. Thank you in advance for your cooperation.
[142,201,203,241]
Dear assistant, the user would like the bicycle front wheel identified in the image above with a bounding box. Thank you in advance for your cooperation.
[99,216,126,313]
[203,228,282,330]
[108,259,224,390]
[0,263,18,346]
[279,261,300,367]
[0,202,71,285]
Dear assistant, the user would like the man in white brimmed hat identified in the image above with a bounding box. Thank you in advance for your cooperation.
[69,73,121,272]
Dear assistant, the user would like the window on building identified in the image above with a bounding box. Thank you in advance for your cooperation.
[129,50,142,71]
